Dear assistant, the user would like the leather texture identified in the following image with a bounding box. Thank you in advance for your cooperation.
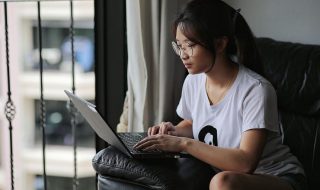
[93,38,320,190]
[257,38,320,190]
[93,146,215,190]
[98,175,153,190]
[256,38,320,116]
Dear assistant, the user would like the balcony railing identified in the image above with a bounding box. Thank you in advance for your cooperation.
[0,0,95,190]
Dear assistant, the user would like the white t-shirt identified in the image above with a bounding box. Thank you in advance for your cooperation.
[177,64,305,176]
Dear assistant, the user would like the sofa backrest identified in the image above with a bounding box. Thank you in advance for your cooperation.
[256,38,320,190]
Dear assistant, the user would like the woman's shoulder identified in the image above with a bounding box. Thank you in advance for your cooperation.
[239,65,275,91]
[237,65,277,100]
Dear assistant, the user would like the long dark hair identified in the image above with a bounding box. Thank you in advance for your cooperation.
[173,0,263,76]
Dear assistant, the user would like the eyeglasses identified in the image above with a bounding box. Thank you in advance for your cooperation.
[172,41,195,57]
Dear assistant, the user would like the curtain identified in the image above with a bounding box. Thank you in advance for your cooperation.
[123,0,188,132]
[95,0,126,150]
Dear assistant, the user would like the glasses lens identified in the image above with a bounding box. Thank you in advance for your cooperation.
[172,41,180,56]
[186,45,193,57]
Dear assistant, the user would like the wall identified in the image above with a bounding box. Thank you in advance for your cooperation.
[224,0,320,45]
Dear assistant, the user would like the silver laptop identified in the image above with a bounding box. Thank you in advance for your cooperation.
[64,90,189,159]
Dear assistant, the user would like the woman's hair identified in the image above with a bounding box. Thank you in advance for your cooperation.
[173,0,263,76]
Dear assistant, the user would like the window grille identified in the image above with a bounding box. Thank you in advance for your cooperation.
[2,1,85,189]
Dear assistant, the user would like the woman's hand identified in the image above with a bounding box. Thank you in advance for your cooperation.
[133,134,186,152]
[148,122,177,136]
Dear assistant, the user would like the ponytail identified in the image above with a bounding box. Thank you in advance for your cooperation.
[234,12,264,76]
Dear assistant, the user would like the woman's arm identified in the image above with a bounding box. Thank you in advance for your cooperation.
[135,128,267,173]
[181,129,268,173]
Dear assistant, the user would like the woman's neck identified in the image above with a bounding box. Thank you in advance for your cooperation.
[205,56,239,105]
[205,56,238,88]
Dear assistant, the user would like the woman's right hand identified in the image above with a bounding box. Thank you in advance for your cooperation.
[148,122,177,136]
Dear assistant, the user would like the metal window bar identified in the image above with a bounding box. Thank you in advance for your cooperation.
[2,0,80,189]
[3,2,16,190]
[36,2,48,190]
[68,1,79,190]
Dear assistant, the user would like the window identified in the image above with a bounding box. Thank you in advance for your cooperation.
[0,1,95,189]
[26,20,94,73]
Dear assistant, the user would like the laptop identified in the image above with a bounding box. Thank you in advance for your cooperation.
[64,90,190,159]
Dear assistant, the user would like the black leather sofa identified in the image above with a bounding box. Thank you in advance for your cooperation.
[92,38,320,190]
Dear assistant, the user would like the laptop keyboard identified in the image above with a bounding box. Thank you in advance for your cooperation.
[118,133,145,147]
[118,133,161,153]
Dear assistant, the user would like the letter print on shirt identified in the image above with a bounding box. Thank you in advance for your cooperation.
[198,125,218,146]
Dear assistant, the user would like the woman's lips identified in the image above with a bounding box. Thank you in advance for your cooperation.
[184,63,192,68]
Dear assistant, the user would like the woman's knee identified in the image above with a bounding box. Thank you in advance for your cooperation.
[209,171,242,190]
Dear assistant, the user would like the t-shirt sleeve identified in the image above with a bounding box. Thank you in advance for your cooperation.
[242,82,279,133]
[176,75,193,120]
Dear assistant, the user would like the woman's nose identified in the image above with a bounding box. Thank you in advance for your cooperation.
[180,51,189,60]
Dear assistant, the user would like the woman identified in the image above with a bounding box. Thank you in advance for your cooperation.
[134,0,307,189]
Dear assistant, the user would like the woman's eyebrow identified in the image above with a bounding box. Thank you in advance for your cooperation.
[175,39,192,43]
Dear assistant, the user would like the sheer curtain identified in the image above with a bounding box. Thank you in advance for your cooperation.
[123,0,188,132]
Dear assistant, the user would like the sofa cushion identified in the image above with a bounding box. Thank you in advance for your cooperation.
[92,146,215,190]
[256,38,320,116]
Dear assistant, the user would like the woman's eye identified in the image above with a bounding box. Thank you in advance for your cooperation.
[187,43,196,47]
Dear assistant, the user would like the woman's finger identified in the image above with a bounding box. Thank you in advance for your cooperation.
[148,125,159,136]
[148,126,156,136]
[134,135,158,147]
[142,144,159,152]
[134,138,158,150]
[159,122,166,134]
[151,127,158,135]
[147,127,152,136]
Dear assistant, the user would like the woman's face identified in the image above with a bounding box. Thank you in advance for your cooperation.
[175,25,214,74]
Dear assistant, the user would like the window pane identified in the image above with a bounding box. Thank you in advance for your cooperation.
[34,100,95,147]
[27,21,94,72]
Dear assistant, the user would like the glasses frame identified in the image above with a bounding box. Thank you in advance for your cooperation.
[172,41,194,57]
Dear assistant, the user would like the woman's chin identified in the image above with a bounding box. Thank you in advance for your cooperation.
[187,69,201,75]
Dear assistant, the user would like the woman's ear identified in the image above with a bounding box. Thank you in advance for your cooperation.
[214,36,229,54]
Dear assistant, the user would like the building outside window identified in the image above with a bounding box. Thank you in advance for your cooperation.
[0,1,96,189]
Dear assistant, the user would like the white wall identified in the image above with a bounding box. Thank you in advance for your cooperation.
[224,0,320,45]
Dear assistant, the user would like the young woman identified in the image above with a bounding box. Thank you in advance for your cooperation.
[134,0,307,189]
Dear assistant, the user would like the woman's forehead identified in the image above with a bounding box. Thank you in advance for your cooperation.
[176,26,188,42]
[176,26,191,42]
[175,22,201,44]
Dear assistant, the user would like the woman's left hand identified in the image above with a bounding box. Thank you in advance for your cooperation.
[133,134,186,152]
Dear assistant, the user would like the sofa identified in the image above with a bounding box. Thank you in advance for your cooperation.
[92,38,320,190]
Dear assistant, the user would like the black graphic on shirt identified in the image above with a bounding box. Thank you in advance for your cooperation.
[198,125,218,146]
